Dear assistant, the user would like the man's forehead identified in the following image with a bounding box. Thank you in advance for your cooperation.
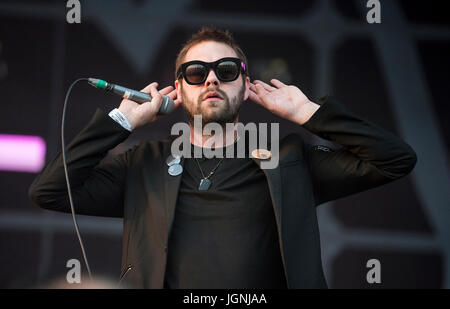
[184,41,239,63]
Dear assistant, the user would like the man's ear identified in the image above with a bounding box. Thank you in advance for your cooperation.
[243,76,251,101]
[175,79,183,104]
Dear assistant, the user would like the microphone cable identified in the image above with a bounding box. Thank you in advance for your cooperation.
[61,78,92,280]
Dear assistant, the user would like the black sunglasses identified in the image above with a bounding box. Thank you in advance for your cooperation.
[176,57,247,85]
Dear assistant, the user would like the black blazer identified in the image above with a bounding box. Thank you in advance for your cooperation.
[29,97,417,288]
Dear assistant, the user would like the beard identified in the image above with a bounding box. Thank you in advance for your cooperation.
[181,82,245,127]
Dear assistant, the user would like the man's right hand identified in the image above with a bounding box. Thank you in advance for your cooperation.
[118,82,181,130]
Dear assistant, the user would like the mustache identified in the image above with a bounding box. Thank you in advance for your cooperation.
[199,88,228,101]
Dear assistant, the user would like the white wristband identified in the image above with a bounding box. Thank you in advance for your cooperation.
[108,108,132,132]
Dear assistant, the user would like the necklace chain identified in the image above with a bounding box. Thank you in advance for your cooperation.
[194,158,224,180]
[191,135,238,187]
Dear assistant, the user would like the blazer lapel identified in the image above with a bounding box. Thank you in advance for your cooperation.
[251,156,283,229]
[163,147,185,239]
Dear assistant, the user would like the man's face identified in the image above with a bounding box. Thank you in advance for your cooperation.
[175,41,250,127]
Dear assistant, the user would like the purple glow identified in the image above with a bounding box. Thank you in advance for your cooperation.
[0,134,46,173]
[241,62,246,72]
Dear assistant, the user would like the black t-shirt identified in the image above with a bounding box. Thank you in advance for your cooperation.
[164,140,287,289]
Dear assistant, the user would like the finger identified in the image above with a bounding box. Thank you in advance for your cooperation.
[140,82,159,93]
[159,86,174,96]
[248,89,263,105]
[166,89,177,100]
[254,83,270,97]
[167,89,183,109]
[149,84,162,104]
[249,83,259,92]
[270,79,287,89]
[253,80,276,92]
[254,84,276,108]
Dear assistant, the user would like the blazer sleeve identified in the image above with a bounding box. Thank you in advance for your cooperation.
[28,109,132,218]
[302,96,417,206]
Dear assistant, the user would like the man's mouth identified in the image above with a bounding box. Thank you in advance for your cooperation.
[203,91,224,102]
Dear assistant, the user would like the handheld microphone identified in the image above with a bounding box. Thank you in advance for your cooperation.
[88,78,175,115]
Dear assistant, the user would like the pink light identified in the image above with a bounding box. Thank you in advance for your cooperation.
[0,134,46,173]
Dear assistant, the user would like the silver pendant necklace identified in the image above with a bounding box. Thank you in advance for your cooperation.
[194,158,225,191]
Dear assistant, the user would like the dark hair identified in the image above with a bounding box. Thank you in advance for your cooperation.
[175,26,249,80]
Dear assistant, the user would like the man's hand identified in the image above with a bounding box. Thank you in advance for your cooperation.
[249,79,321,125]
[118,82,182,130]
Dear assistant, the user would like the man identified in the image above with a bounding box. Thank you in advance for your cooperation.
[29,27,417,289]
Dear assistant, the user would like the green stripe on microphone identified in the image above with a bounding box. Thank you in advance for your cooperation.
[96,79,107,89]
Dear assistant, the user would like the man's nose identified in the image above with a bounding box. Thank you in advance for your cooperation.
[204,69,220,87]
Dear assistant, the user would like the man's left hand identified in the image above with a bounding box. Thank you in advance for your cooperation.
[249,79,321,125]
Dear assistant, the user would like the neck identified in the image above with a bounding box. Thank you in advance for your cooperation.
[189,118,239,149]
